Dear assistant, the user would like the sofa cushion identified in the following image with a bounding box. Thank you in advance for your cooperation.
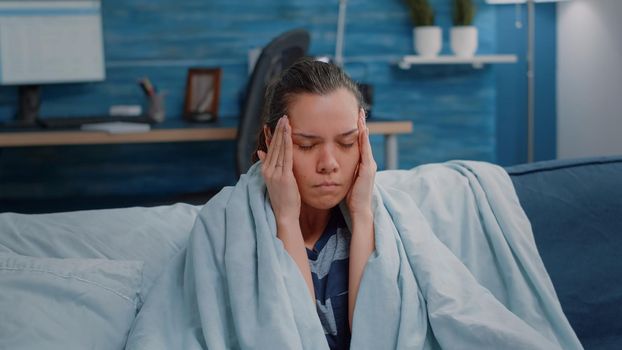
[506,156,622,346]
[0,203,200,299]
[0,253,143,350]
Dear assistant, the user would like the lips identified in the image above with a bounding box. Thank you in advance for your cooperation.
[314,182,340,188]
[313,182,342,194]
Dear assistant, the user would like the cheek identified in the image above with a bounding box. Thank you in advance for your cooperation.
[340,148,360,179]
[347,146,361,168]
[291,152,311,180]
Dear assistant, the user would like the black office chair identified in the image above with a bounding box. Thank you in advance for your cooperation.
[235,29,310,177]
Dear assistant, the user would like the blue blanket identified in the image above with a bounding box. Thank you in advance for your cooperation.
[125,161,582,349]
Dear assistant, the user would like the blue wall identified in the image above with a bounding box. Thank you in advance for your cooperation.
[0,0,557,210]
[495,2,557,165]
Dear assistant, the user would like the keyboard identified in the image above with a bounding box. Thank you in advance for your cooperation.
[38,116,153,129]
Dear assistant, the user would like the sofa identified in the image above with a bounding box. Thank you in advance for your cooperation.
[506,156,622,349]
[0,156,620,349]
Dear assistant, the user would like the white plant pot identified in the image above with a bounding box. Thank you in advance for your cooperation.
[450,26,478,57]
[414,26,442,57]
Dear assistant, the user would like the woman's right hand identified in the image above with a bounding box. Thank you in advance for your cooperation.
[257,116,301,225]
[258,116,315,303]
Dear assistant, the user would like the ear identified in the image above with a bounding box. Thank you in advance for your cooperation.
[263,125,273,147]
[359,108,366,119]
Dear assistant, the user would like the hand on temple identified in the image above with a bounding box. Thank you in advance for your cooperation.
[257,116,315,302]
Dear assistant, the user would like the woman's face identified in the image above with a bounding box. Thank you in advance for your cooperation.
[287,88,362,210]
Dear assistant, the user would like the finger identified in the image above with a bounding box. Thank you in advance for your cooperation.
[275,118,287,173]
[271,116,286,170]
[263,124,275,167]
[283,116,293,173]
[361,120,374,165]
[357,116,366,163]
[267,117,284,170]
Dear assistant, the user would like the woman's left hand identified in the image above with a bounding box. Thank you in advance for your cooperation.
[346,111,377,220]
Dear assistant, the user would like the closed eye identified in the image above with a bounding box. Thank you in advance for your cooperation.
[297,144,316,151]
[296,142,355,151]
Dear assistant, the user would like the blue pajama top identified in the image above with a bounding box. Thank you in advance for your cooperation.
[306,208,351,350]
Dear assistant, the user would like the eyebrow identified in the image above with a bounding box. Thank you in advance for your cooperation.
[292,128,358,140]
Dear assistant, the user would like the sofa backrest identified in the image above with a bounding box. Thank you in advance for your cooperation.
[507,156,622,346]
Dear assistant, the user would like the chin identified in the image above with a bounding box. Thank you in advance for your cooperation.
[303,194,345,210]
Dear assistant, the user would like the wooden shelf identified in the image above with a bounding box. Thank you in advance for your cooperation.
[398,54,518,69]
[0,120,413,148]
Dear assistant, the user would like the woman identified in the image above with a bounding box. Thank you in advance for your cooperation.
[255,57,376,349]
[127,58,581,350]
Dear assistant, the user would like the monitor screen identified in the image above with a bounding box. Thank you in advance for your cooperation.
[0,0,105,85]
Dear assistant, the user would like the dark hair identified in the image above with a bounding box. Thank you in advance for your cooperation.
[253,57,367,162]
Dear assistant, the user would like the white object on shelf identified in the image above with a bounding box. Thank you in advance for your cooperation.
[414,26,442,57]
[109,105,142,117]
[450,26,478,57]
[80,122,151,134]
[397,54,518,69]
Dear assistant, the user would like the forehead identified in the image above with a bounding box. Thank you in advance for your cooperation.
[287,88,359,135]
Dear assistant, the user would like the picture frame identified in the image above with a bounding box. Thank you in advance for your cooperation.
[183,67,222,122]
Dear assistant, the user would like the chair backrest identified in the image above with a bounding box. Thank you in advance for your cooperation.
[235,29,310,176]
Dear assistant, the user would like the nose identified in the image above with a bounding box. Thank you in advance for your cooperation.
[317,145,339,174]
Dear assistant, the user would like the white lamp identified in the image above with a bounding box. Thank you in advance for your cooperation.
[487,0,568,162]
[487,0,565,3]
[335,0,348,68]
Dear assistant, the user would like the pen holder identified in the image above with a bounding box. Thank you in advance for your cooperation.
[147,93,166,123]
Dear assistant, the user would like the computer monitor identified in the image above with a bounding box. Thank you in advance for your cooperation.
[0,0,105,126]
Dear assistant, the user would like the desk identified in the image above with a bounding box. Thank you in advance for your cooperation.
[0,119,413,169]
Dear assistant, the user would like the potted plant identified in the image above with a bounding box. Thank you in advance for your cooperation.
[405,0,441,57]
[451,0,478,57]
